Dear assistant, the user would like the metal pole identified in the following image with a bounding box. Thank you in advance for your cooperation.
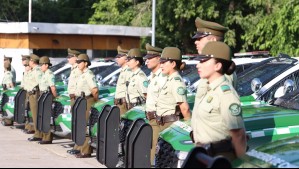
[29,0,32,23]
[151,0,156,46]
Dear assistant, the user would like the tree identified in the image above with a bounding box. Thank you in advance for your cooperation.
[0,0,96,23]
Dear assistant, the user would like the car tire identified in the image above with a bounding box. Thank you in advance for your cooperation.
[119,119,133,143]
[155,138,178,168]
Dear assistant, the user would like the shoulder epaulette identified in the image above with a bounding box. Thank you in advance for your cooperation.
[221,85,231,93]
[174,77,182,81]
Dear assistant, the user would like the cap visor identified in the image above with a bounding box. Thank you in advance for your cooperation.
[192,32,206,39]
[192,55,211,61]
[144,54,159,59]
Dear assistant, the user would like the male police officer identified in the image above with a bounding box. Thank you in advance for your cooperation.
[4,56,16,86]
[27,54,43,142]
[114,46,130,115]
[66,48,82,155]
[38,56,57,144]
[192,18,237,88]
[143,43,167,165]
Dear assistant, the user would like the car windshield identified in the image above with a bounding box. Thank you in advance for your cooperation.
[274,89,299,110]
[92,63,119,80]
[180,64,199,88]
[50,60,68,72]
[237,57,297,96]
[55,68,71,82]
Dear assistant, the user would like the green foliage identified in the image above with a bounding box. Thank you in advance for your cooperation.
[89,0,299,56]
[0,0,96,23]
[1,0,299,56]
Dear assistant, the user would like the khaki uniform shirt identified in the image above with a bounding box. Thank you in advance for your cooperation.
[75,69,97,97]
[39,69,55,92]
[27,66,43,92]
[115,66,131,99]
[126,68,148,103]
[21,70,31,91]
[2,71,13,86]
[146,69,167,112]
[191,76,245,144]
[68,64,82,95]
[156,72,187,116]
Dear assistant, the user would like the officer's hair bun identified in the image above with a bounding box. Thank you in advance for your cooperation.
[226,61,236,75]
[180,62,186,71]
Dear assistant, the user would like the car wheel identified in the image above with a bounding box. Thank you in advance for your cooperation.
[119,119,133,143]
[155,138,178,168]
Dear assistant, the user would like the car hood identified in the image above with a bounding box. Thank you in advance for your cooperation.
[235,136,299,168]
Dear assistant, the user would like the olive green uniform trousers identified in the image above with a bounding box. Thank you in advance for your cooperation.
[80,97,95,155]
[29,93,42,139]
[149,119,173,165]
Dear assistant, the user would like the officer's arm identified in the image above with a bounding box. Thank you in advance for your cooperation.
[91,87,99,101]
[178,102,191,121]
[50,86,57,98]
[230,128,247,158]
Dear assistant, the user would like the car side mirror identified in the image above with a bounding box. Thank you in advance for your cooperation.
[109,75,118,86]
[274,79,295,99]
[251,78,262,93]
[283,79,295,95]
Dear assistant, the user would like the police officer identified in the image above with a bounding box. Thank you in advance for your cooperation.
[191,42,247,161]
[2,62,14,90]
[74,54,99,158]
[1,62,14,126]
[38,56,57,144]
[4,56,16,86]
[114,46,130,115]
[143,43,167,164]
[66,48,82,155]
[153,47,191,163]
[27,54,43,142]
[116,48,148,167]
[192,18,237,88]
[21,55,35,134]
[125,48,148,110]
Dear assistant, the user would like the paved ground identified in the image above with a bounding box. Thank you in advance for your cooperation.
[0,119,106,168]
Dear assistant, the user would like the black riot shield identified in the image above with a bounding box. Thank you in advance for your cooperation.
[37,92,53,133]
[72,97,87,146]
[182,147,232,168]
[37,92,47,131]
[125,118,153,168]
[96,105,120,167]
[14,89,27,124]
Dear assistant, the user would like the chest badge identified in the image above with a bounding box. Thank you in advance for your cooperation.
[207,96,213,103]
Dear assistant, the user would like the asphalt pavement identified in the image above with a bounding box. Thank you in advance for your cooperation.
[0,118,106,168]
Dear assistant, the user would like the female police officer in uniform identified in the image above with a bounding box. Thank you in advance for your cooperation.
[38,56,57,144]
[125,48,148,109]
[74,54,99,158]
[152,47,191,164]
[191,41,247,161]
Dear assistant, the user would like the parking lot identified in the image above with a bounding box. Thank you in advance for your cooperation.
[0,119,105,168]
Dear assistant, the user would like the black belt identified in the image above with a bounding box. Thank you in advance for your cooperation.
[115,98,126,105]
[28,91,38,95]
[155,114,179,126]
[196,139,234,156]
[145,111,156,121]
[75,94,93,100]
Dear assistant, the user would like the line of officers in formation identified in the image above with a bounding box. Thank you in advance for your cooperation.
[1,17,247,164]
